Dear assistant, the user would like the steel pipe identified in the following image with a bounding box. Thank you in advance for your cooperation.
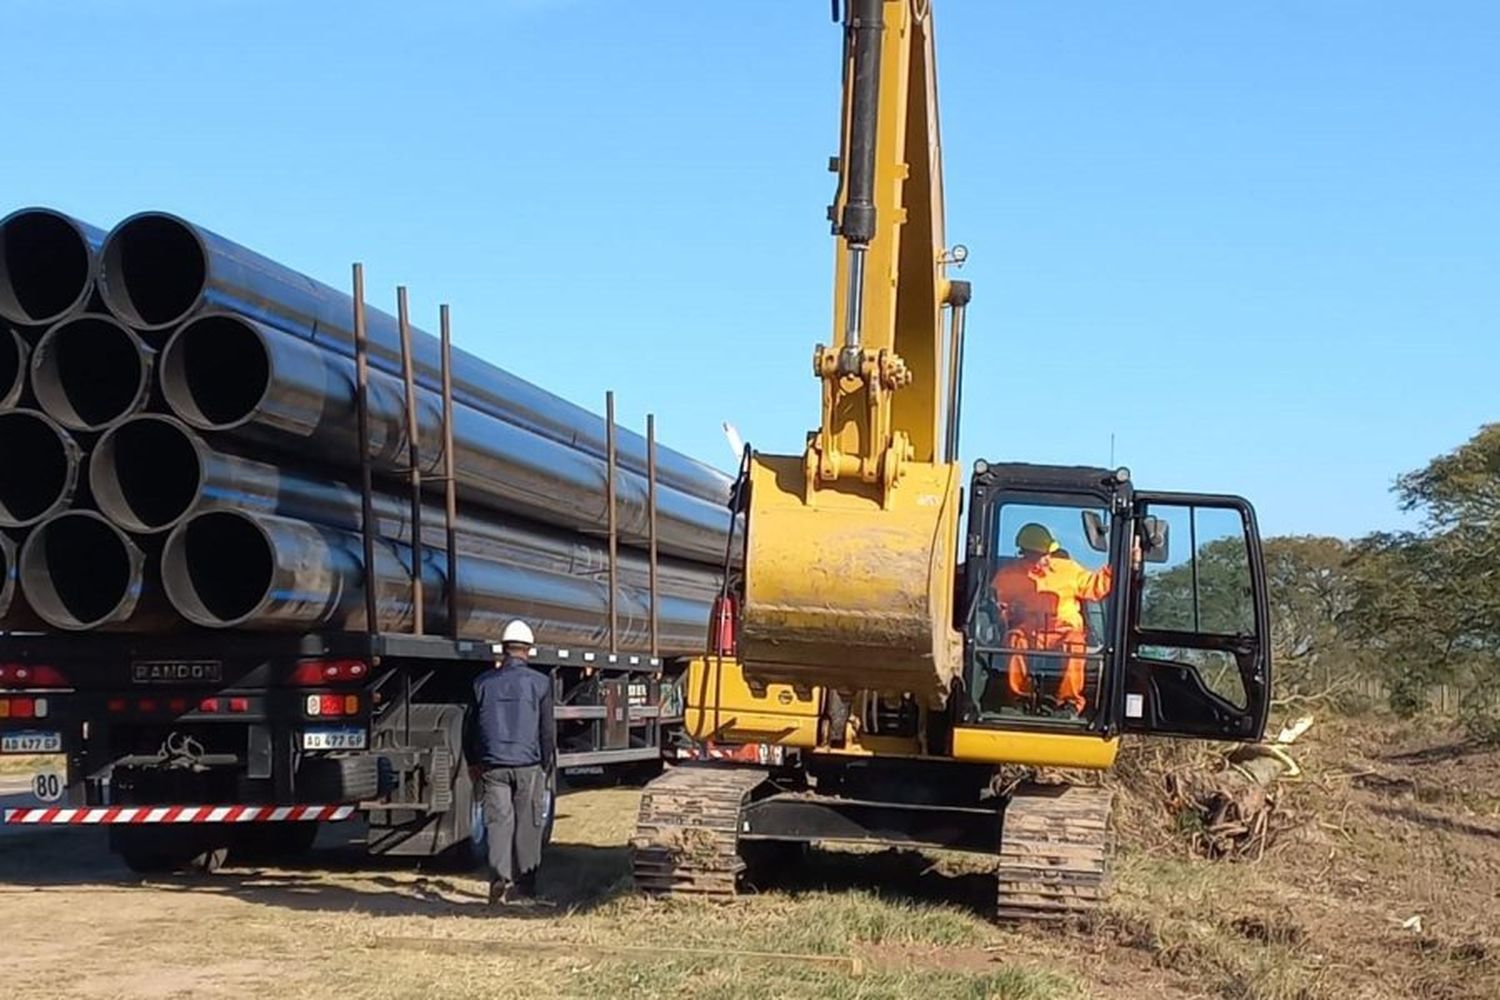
[0,409,82,529]
[158,315,730,562]
[30,314,154,432]
[1,326,27,409]
[0,208,104,329]
[89,415,720,601]
[18,511,176,632]
[161,510,712,651]
[96,212,731,503]
[161,510,432,633]
[0,532,44,631]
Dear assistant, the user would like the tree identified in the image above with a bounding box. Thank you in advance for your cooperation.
[1345,425,1500,736]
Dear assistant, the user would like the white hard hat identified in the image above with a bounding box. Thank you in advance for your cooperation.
[500,620,535,646]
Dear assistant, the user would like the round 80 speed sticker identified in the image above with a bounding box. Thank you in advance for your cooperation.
[31,771,64,803]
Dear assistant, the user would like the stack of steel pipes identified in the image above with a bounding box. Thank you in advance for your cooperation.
[0,206,735,653]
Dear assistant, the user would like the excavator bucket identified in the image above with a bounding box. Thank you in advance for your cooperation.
[739,452,964,708]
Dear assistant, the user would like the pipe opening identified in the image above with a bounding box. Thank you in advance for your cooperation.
[0,210,93,326]
[1,327,26,407]
[99,215,206,330]
[163,512,273,625]
[20,513,135,629]
[0,410,78,528]
[160,314,270,428]
[31,315,150,431]
[92,418,204,533]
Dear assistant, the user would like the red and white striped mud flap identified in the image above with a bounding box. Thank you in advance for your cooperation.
[1,804,357,825]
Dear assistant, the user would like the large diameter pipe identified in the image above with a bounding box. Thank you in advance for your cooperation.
[1,532,45,631]
[2,326,27,409]
[159,315,730,562]
[30,314,154,432]
[161,510,433,633]
[89,415,721,601]
[18,511,176,632]
[0,208,105,329]
[0,409,83,529]
[162,510,713,652]
[96,212,731,504]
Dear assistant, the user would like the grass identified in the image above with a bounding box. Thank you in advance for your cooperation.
[4,716,1497,998]
[0,785,1081,1000]
[1105,853,1325,1000]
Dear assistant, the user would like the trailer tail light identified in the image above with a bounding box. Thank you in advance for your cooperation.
[0,697,46,719]
[199,698,220,713]
[228,698,250,714]
[305,693,359,718]
[290,659,368,685]
[0,664,68,688]
[107,698,127,714]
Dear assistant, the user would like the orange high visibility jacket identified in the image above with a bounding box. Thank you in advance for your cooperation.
[991,555,1113,635]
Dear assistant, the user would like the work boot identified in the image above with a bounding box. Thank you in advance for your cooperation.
[511,871,539,901]
[487,879,510,909]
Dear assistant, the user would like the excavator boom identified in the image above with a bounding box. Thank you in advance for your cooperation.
[739,0,968,706]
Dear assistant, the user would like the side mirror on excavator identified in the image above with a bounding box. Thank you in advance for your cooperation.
[1080,511,1170,563]
[1081,511,1110,553]
[1141,516,1170,563]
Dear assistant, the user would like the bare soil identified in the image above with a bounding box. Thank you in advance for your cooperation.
[0,716,1495,998]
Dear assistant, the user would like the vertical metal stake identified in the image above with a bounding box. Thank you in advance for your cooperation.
[396,286,424,636]
[439,304,460,641]
[351,264,379,636]
[647,413,660,659]
[606,391,619,654]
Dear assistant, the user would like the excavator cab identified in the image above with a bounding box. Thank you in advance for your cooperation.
[955,461,1272,756]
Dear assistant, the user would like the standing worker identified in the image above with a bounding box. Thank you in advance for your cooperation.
[468,619,555,906]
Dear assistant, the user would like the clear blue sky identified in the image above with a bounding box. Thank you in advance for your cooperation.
[5,1,1496,538]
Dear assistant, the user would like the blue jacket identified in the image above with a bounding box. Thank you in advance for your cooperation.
[468,656,555,769]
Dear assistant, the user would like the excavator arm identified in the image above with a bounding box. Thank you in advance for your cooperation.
[739,0,970,707]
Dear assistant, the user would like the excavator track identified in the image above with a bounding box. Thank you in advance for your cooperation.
[631,765,769,898]
[995,783,1114,922]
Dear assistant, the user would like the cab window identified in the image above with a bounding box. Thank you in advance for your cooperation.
[1137,505,1255,708]
[966,500,1116,728]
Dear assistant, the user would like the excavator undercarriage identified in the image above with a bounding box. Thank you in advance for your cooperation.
[631,760,1115,922]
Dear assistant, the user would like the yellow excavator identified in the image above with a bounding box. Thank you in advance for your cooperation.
[632,0,1272,920]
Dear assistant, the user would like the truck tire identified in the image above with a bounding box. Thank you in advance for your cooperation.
[297,753,379,803]
[231,821,321,863]
[112,827,229,875]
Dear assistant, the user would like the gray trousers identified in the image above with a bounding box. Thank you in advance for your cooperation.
[481,765,546,886]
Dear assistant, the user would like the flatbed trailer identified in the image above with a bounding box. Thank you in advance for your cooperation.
[0,630,686,871]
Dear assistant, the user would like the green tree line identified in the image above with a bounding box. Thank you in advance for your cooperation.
[1155,424,1500,740]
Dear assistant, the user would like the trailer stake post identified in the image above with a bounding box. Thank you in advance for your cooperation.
[606,391,619,654]
[352,263,380,639]
[396,286,424,636]
[647,412,660,658]
[439,304,460,640]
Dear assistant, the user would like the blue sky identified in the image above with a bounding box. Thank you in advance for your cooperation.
[4,1,1495,538]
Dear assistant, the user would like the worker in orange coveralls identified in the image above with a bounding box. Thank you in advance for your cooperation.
[990,523,1115,718]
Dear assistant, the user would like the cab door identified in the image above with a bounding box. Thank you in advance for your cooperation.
[1120,493,1271,741]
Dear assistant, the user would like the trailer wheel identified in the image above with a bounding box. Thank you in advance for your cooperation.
[112,827,229,875]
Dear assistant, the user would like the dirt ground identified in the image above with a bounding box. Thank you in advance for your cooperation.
[1,716,1496,999]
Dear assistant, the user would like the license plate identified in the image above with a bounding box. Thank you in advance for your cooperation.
[2,730,62,754]
[132,660,222,684]
[302,727,367,751]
